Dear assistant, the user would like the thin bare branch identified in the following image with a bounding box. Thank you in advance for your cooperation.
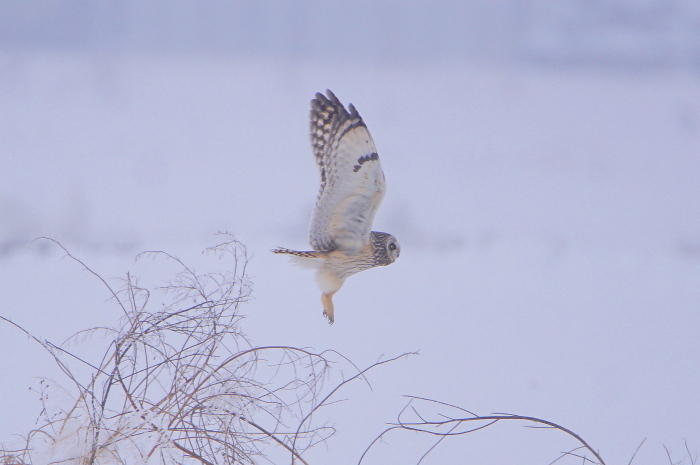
[359,397,606,465]
[627,438,647,465]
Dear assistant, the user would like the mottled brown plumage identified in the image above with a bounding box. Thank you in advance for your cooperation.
[273,90,400,324]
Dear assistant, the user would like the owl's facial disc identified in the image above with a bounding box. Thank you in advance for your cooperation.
[387,238,400,261]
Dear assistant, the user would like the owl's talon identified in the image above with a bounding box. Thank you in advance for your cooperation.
[322,292,335,324]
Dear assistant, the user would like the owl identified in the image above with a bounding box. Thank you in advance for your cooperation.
[273,90,400,324]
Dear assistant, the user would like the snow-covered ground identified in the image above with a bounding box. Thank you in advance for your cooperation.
[1,30,699,465]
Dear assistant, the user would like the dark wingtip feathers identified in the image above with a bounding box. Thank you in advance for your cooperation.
[325,89,340,105]
[313,92,327,106]
[312,90,338,109]
[311,90,355,120]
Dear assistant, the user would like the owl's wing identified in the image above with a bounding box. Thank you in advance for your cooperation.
[309,90,386,253]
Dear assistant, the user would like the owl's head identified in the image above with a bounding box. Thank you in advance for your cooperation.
[370,231,401,265]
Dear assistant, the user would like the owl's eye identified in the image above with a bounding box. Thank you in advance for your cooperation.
[389,243,396,251]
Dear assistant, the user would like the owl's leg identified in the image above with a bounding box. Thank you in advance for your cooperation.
[316,267,343,325]
[321,292,336,324]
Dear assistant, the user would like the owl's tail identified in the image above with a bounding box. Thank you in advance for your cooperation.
[272,248,326,269]
[271,248,323,258]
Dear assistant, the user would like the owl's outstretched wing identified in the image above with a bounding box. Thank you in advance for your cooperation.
[309,90,386,253]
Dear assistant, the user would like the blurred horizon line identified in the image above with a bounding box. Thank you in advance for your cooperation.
[1,0,699,70]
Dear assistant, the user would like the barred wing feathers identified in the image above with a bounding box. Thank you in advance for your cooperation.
[309,90,386,253]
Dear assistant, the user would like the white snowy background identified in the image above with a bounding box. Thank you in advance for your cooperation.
[1,1,699,464]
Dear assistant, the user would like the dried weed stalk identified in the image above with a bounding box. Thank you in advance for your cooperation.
[359,396,607,465]
[0,236,407,465]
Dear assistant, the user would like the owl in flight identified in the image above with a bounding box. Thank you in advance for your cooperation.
[273,90,400,324]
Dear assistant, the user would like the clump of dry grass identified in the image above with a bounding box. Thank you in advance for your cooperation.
[0,235,408,465]
[3,235,656,465]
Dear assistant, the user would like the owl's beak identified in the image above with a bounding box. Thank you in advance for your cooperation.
[321,292,336,324]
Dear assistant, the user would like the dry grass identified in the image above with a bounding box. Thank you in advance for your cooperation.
[0,235,410,465]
